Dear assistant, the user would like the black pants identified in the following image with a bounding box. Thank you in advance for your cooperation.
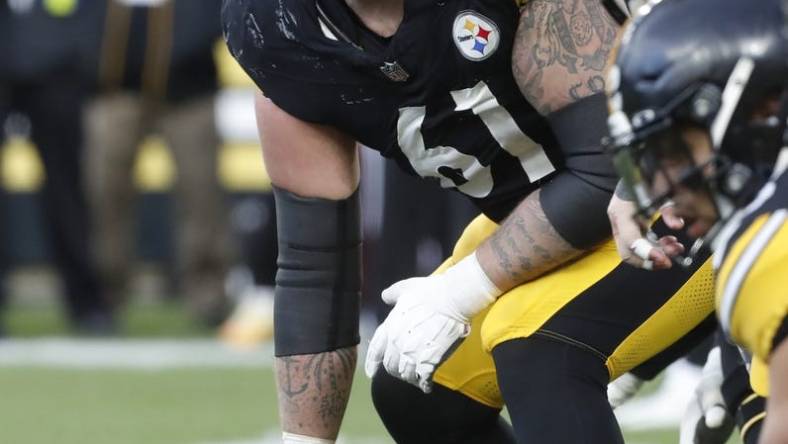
[0,73,109,326]
[371,336,622,444]
[372,219,717,443]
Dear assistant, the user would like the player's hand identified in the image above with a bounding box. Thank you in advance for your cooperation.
[364,254,501,393]
[364,280,470,393]
[607,195,684,270]
[679,347,735,444]
[607,372,645,409]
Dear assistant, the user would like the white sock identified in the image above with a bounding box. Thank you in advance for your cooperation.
[282,432,335,444]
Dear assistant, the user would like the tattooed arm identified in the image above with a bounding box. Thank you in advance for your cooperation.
[477,0,620,290]
[476,189,582,291]
[276,349,357,437]
[256,94,360,440]
[513,0,619,114]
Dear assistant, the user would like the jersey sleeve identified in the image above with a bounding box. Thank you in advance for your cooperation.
[221,0,343,125]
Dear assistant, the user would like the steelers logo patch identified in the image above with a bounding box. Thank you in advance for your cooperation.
[453,11,500,62]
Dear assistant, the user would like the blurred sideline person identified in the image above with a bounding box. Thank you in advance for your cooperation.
[604,0,787,441]
[0,0,113,333]
[85,0,231,326]
[223,0,719,442]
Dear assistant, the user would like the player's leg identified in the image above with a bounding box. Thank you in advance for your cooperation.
[25,73,112,330]
[84,93,145,306]
[626,319,715,382]
[371,216,514,443]
[159,95,231,326]
[481,218,715,442]
[371,370,515,444]
[495,336,624,443]
[608,314,715,411]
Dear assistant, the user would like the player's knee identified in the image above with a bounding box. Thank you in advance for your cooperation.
[371,369,439,441]
[371,369,512,444]
[370,369,405,422]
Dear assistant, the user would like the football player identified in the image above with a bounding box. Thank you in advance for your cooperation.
[676,331,766,444]
[221,0,715,442]
[604,0,788,441]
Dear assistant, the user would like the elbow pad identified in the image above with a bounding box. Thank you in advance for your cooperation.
[541,93,618,249]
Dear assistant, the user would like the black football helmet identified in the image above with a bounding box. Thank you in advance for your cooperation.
[605,0,788,265]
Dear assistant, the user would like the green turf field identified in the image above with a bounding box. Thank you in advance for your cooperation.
[0,301,743,444]
[0,365,744,444]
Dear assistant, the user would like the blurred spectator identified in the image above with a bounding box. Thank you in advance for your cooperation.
[85,0,231,326]
[0,0,113,334]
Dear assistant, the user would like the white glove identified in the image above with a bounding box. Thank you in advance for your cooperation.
[364,253,501,393]
[607,372,645,409]
[679,347,735,444]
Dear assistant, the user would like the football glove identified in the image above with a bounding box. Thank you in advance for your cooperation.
[608,372,645,409]
[679,346,735,444]
[364,253,500,393]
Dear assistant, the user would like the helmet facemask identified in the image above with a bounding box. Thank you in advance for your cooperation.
[611,119,728,267]
[610,58,788,266]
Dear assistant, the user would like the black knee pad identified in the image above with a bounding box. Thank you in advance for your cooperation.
[273,186,362,356]
[493,337,625,444]
[371,369,514,444]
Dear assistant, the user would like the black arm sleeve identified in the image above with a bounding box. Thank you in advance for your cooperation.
[273,187,362,356]
[540,93,619,249]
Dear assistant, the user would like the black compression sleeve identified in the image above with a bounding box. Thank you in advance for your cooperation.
[273,186,362,356]
[541,93,619,249]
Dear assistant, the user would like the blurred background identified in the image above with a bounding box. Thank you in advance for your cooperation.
[0,1,737,443]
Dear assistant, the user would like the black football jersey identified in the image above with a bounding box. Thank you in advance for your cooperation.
[222,0,564,221]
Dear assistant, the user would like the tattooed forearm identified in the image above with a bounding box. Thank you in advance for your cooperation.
[490,232,516,278]
[276,347,357,439]
[512,0,621,115]
[478,190,584,291]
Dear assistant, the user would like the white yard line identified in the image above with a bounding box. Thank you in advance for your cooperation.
[201,430,392,444]
[0,338,273,369]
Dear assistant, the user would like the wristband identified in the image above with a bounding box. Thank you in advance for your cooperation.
[441,253,502,321]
